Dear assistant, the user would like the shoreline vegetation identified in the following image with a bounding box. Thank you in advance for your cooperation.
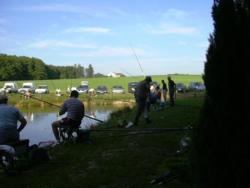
[9,92,204,109]
[1,92,204,187]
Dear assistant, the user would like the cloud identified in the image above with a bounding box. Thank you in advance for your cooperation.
[64,46,145,58]
[12,4,88,13]
[28,40,97,49]
[11,3,129,18]
[162,9,191,20]
[149,23,198,35]
[65,27,111,34]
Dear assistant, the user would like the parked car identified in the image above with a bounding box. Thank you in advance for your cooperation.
[128,82,138,93]
[77,85,89,94]
[112,85,125,94]
[0,82,18,93]
[96,86,108,94]
[188,82,205,91]
[18,82,35,94]
[35,85,49,94]
[176,83,187,93]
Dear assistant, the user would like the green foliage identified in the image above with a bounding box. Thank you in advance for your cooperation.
[0,54,89,80]
[85,64,94,78]
[193,1,250,187]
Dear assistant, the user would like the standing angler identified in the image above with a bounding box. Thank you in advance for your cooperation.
[167,76,176,106]
[133,76,152,126]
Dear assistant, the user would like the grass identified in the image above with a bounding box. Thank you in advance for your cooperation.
[0,74,203,93]
[0,95,204,187]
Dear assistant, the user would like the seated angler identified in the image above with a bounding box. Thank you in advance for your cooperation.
[51,90,85,143]
[0,94,27,145]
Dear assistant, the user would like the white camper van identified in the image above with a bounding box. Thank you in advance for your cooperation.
[0,82,18,93]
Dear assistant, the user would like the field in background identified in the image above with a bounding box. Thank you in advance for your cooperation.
[0,74,203,93]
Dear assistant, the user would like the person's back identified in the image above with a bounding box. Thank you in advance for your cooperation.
[60,97,85,122]
[0,94,27,144]
[52,90,85,142]
[135,80,150,100]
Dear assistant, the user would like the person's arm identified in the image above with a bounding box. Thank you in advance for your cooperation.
[17,117,27,132]
[59,102,67,116]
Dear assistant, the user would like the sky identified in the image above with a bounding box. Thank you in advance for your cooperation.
[0,0,214,76]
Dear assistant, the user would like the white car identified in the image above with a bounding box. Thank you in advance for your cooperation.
[0,82,18,93]
[35,85,49,94]
[112,85,125,94]
[18,82,35,94]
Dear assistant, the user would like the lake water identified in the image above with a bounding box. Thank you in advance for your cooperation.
[19,108,114,144]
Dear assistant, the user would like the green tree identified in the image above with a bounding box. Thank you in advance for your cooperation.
[193,1,250,187]
[85,64,94,78]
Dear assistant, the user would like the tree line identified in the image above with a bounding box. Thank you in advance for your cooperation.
[0,54,94,81]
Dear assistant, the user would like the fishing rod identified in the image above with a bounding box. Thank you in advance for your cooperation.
[90,126,193,132]
[21,93,104,123]
[129,44,145,76]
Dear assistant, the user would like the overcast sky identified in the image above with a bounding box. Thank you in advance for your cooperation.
[0,0,214,76]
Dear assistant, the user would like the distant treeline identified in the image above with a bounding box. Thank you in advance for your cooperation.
[0,54,94,81]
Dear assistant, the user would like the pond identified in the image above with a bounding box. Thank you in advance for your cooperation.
[19,105,119,145]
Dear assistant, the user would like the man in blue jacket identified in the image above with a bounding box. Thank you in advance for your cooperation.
[0,94,27,144]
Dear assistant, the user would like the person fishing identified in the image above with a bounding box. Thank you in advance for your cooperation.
[167,76,176,106]
[0,94,27,144]
[161,80,167,103]
[51,90,85,143]
[133,76,152,126]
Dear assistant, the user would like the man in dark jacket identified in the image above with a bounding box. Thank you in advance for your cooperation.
[167,76,176,106]
[133,76,152,126]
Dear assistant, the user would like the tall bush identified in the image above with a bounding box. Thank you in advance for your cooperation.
[193,0,250,187]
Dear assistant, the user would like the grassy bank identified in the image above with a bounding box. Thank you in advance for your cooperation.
[1,95,203,187]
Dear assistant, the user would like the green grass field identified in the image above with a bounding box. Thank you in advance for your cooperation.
[0,74,203,93]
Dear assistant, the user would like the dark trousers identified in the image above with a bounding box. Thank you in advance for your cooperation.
[134,97,147,125]
[169,91,175,106]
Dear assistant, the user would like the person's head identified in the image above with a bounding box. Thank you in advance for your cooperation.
[167,76,171,81]
[145,76,152,83]
[161,80,165,84]
[70,90,79,98]
[156,86,160,90]
[0,94,8,104]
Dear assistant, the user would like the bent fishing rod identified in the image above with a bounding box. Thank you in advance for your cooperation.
[20,94,104,123]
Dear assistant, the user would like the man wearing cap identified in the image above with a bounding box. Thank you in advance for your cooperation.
[133,76,152,126]
[0,94,27,144]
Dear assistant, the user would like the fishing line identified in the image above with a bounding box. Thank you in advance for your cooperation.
[20,93,104,123]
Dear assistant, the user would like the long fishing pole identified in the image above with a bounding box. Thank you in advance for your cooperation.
[129,44,145,76]
[91,126,193,132]
[22,94,104,123]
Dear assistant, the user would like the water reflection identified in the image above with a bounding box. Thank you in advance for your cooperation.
[20,109,112,145]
